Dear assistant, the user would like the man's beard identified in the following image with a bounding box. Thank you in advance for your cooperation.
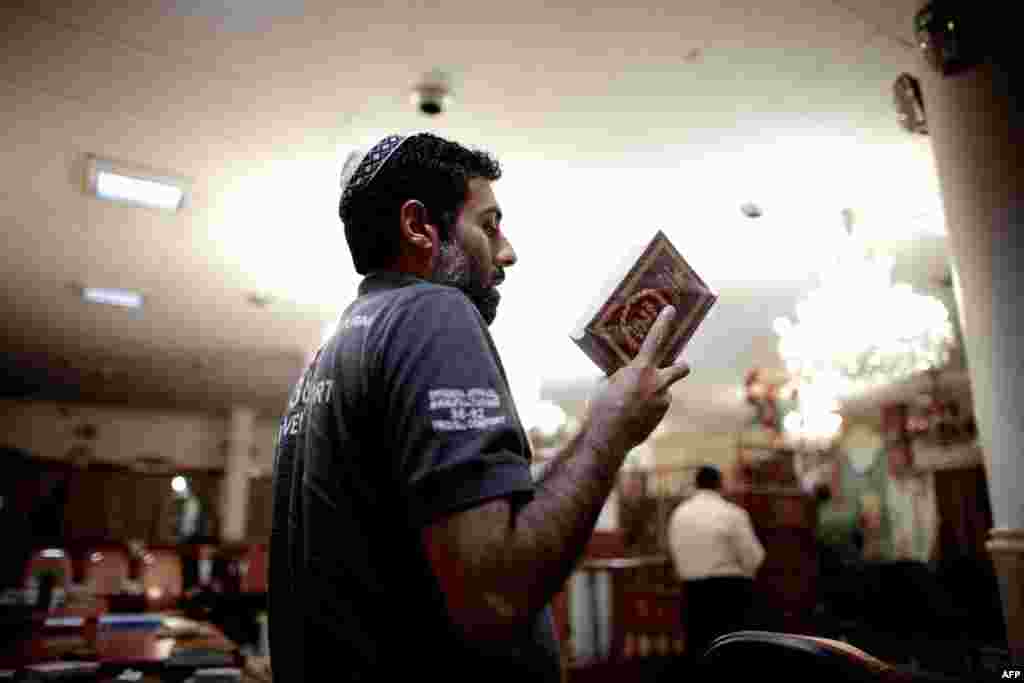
[433,239,501,325]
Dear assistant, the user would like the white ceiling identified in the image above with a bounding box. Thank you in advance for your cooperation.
[0,0,957,434]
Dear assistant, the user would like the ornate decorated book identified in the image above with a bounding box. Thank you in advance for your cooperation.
[570,230,717,376]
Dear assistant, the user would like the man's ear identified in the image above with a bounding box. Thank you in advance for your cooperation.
[399,199,438,253]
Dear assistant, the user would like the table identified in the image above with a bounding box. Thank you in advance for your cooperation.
[0,611,239,677]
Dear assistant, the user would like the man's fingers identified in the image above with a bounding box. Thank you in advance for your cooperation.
[657,361,691,392]
[635,305,676,366]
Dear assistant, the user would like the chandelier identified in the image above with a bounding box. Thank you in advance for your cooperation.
[773,209,955,406]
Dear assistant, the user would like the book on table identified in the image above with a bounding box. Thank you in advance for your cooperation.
[570,230,717,376]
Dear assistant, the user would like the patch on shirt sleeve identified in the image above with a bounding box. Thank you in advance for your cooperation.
[428,387,507,432]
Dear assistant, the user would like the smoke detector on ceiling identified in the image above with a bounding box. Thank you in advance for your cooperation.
[740,202,763,218]
[411,69,453,117]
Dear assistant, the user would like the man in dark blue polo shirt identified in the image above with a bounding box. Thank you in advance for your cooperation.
[269,133,693,681]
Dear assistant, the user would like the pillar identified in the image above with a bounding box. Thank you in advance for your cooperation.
[912,0,1023,660]
[221,406,255,543]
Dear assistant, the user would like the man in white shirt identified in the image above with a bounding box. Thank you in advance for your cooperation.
[667,465,766,666]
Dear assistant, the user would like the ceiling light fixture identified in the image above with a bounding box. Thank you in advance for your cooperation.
[85,155,189,211]
[81,287,144,309]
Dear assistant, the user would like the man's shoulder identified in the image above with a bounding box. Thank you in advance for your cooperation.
[341,283,480,351]
[719,496,754,523]
[380,278,465,301]
[701,491,740,512]
[373,281,478,320]
[670,495,703,522]
[677,491,744,516]
[362,284,495,374]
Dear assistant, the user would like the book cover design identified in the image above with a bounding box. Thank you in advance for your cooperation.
[571,230,717,376]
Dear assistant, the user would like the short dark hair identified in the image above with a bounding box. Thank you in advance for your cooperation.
[695,465,722,490]
[339,133,502,275]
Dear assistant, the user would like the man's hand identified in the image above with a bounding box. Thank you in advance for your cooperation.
[583,305,692,456]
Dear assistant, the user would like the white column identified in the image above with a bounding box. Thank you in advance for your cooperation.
[913,5,1024,659]
[221,406,255,543]
[921,62,1022,532]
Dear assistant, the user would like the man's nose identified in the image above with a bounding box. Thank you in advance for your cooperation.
[496,236,517,268]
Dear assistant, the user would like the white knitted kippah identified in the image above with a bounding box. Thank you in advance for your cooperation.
[339,133,415,207]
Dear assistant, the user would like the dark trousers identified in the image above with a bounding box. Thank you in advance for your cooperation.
[682,576,756,664]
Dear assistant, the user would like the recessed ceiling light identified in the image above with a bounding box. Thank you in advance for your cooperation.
[85,155,189,211]
[247,292,276,308]
[81,287,144,309]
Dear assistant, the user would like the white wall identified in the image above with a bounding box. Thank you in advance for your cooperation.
[0,399,280,471]
[651,431,738,469]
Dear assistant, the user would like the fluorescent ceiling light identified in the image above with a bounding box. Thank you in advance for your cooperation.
[97,172,183,210]
[82,287,144,309]
[86,155,188,211]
